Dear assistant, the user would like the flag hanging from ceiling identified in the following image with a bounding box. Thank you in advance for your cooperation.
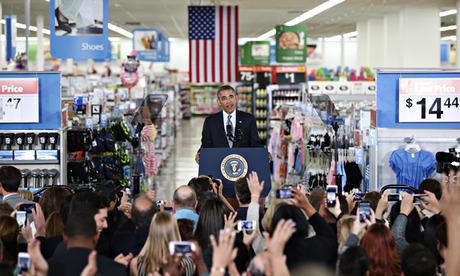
[188,5,239,83]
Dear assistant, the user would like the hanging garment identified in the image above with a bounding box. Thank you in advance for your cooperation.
[389,149,436,189]
[344,161,363,192]
[327,160,336,185]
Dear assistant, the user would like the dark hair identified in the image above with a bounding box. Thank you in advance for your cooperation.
[401,243,437,276]
[131,195,157,228]
[234,177,251,205]
[233,238,251,274]
[217,85,236,98]
[419,179,442,200]
[177,219,194,241]
[389,201,422,244]
[338,245,369,276]
[70,191,108,216]
[38,186,72,219]
[435,222,447,248]
[0,216,19,269]
[65,212,97,238]
[0,166,21,192]
[423,214,446,265]
[193,197,230,249]
[95,183,118,203]
[195,191,217,214]
[0,202,14,217]
[173,185,196,208]
[363,191,381,212]
[308,187,325,211]
[270,204,309,238]
[60,194,74,225]
[188,176,212,195]
[338,195,349,215]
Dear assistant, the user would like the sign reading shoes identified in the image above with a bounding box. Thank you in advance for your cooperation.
[0,78,39,123]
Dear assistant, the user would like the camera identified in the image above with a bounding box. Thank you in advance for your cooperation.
[326,185,337,207]
[276,188,293,199]
[237,220,256,231]
[168,241,196,256]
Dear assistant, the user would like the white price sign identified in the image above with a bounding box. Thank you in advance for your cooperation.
[0,78,39,123]
[399,78,460,122]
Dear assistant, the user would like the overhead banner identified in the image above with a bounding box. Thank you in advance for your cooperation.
[240,41,271,65]
[49,0,110,60]
[275,25,307,63]
[133,28,170,62]
[5,15,17,62]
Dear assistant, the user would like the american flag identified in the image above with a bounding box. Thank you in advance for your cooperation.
[188,5,239,83]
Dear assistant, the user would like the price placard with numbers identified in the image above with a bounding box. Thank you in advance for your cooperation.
[275,66,306,84]
[238,66,255,82]
[399,78,460,122]
[0,78,39,123]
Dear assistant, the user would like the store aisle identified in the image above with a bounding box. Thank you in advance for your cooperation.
[154,116,204,200]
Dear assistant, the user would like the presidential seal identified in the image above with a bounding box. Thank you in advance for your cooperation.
[220,154,248,181]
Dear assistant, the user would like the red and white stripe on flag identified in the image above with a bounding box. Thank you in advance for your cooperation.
[189,6,239,83]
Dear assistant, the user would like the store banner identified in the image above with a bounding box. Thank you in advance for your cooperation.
[5,15,17,62]
[240,41,271,65]
[275,25,307,63]
[49,0,109,60]
[133,28,170,62]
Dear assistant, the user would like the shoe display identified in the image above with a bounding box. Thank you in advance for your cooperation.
[77,26,103,34]
[55,8,72,33]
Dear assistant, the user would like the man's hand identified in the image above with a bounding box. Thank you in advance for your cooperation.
[247,171,264,202]
[32,203,46,238]
[114,253,134,267]
[420,190,441,215]
[400,192,415,216]
[375,193,391,220]
[326,196,342,218]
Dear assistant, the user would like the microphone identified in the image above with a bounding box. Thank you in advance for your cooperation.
[226,124,234,142]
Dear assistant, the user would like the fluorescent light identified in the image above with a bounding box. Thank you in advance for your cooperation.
[108,23,133,38]
[440,25,457,32]
[441,36,457,41]
[324,35,342,41]
[440,9,457,17]
[343,31,357,38]
[108,37,120,42]
[0,19,50,35]
[285,0,346,26]
[257,29,276,40]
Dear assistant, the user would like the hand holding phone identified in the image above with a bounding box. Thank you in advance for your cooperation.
[15,211,27,228]
[168,241,196,256]
[237,220,256,231]
[17,252,31,274]
[19,203,36,214]
[326,185,337,207]
[359,201,371,223]
[276,188,293,199]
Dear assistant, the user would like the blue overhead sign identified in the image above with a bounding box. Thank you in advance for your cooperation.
[133,28,170,62]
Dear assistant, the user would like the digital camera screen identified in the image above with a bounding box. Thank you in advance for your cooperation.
[277,189,292,199]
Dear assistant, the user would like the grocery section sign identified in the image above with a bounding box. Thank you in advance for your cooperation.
[0,78,39,123]
[399,78,460,122]
[240,41,271,65]
[275,25,307,63]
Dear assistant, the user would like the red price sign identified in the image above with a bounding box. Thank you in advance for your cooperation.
[0,78,39,123]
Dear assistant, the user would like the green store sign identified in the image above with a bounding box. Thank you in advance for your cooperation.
[275,25,307,63]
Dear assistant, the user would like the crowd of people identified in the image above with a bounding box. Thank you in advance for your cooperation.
[0,164,460,276]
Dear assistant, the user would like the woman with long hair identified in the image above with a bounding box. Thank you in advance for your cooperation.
[130,212,194,276]
[359,223,401,276]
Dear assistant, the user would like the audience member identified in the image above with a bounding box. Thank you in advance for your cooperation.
[17,189,34,201]
[177,218,195,241]
[187,175,212,195]
[0,166,35,207]
[400,243,437,276]
[173,185,199,228]
[337,215,364,253]
[0,202,13,217]
[38,186,72,220]
[422,214,446,267]
[0,216,19,271]
[47,212,127,276]
[363,191,381,213]
[261,198,288,233]
[95,183,129,240]
[337,245,369,276]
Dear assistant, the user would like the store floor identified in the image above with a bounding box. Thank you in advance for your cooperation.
[154,116,204,200]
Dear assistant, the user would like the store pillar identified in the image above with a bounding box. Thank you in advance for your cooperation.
[367,18,384,69]
[399,7,440,67]
[383,13,401,67]
[356,21,368,67]
[36,15,44,71]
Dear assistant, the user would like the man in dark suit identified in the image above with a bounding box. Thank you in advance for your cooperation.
[47,212,128,276]
[195,85,263,163]
[0,166,35,207]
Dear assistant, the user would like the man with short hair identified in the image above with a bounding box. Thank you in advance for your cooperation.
[173,185,198,228]
[47,212,127,276]
[0,166,34,207]
[234,177,252,221]
[111,194,157,257]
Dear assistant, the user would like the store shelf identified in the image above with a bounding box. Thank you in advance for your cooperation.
[0,160,59,164]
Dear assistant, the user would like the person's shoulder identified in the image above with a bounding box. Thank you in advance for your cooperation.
[96,255,127,274]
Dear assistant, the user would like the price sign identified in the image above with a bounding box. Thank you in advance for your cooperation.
[0,78,39,123]
[255,66,272,85]
[239,66,255,82]
[399,78,460,122]
[275,66,306,84]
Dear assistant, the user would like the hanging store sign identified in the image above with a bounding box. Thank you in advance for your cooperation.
[275,25,307,63]
[399,78,460,123]
[0,78,39,123]
[133,28,170,62]
[238,66,255,82]
[255,66,272,85]
[240,41,271,65]
[274,66,306,84]
[50,0,109,60]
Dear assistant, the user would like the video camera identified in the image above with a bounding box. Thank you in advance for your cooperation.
[436,150,460,174]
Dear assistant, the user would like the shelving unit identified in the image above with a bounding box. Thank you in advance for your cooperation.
[179,86,191,119]
[254,88,269,144]
[190,84,220,115]
[236,84,253,114]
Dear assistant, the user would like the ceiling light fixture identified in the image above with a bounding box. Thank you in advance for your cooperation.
[440,9,457,17]
[441,36,457,41]
[440,25,457,32]
[343,31,357,38]
[108,23,133,38]
[0,19,50,35]
[257,0,346,40]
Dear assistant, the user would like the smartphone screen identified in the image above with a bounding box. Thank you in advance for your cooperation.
[326,186,337,207]
[16,211,27,227]
[276,188,292,199]
[387,194,401,202]
[19,203,36,213]
[164,206,173,214]
[18,252,31,273]
[238,220,255,231]
[359,201,371,223]
[353,193,365,201]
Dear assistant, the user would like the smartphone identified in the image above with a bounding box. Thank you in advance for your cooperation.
[237,220,256,231]
[276,188,292,199]
[18,252,31,274]
[163,206,173,214]
[353,193,365,201]
[326,185,337,207]
[359,201,371,223]
[168,241,196,256]
[19,203,36,214]
[156,200,165,208]
[15,211,27,227]
[388,194,402,201]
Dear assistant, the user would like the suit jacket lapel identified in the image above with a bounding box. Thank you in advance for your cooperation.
[217,111,229,147]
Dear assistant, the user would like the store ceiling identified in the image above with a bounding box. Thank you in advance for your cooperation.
[1,0,458,40]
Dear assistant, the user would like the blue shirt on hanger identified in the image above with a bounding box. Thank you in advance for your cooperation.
[389,149,436,189]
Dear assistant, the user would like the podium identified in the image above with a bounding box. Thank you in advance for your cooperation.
[199,148,271,210]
